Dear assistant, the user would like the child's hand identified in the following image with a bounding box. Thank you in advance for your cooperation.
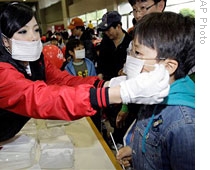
[116,146,132,168]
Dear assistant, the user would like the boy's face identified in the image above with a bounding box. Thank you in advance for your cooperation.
[132,0,164,22]
[131,37,164,73]
[74,44,84,51]
[70,44,84,60]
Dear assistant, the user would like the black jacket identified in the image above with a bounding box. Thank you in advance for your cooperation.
[97,30,132,81]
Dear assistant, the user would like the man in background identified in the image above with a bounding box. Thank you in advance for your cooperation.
[129,0,167,22]
[97,11,132,148]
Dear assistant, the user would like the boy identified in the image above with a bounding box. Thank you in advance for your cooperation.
[64,39,97,77]
[116,12,195,170]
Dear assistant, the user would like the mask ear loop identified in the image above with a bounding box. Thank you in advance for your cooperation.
[0,2,20,55]
[1,33,11,54]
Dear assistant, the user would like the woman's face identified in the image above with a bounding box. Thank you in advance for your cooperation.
[4,17,41,66]
[12,17,40,41]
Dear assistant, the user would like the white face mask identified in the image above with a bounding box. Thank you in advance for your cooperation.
[11,38,43,61]
[75,49,85,59]
[124,55,145,79]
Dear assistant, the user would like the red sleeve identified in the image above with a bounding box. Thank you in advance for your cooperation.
[44,57,105,87]
[0,62,102,120]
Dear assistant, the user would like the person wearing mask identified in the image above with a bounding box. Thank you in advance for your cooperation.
[0,2,169,142]
[65,39,97,77]
[64,38,101,130]
[116,12,195,170]
[116,0,168,145]
[68,17,97,63]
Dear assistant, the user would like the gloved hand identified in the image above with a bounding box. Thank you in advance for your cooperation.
[109,76,126,87]
[120,64,170,104]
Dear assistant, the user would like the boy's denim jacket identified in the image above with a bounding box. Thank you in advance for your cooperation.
[129,76,195,170]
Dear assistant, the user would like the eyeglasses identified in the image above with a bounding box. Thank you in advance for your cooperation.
[131,3,157,14]
[127,48,165,60]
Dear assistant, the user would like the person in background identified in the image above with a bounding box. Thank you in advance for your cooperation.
[87,20,95,35]
[0,2,170,142]
[127,17,137,38]
[50,34,59,47]
[116,12,195,170]
[61,29,69,45]
[65,39,97,77]
[97,11,132,81]
[55,32,65,49]
[64,38,101,130]
[88,20,94,29]
[68,17,97,63]
[45,30,53,42]
[128,0,167,23]
[97,10,133,149]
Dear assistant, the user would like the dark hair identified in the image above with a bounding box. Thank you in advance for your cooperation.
[102,21,122,32]
[0,2,34,38]
[109,21,122,29]
[0,2,35,57]
[132,17,137,25]
[65,39,84,59]
[128,0,167,11]
[75,26,85,32]
[134,12,194,80]
[50,34,58,41]
[61,30,69,40]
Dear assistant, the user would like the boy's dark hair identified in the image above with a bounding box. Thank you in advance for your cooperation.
[134,12,194,80]
[128,0,167,11]
[65,39,84,59]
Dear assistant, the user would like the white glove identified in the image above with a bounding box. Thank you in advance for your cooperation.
[109,76,127,87]
[120,64,170,104]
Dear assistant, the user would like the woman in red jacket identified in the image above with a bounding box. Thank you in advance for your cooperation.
[0,2,169,142]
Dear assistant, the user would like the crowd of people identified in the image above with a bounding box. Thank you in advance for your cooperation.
[0,1,194,170]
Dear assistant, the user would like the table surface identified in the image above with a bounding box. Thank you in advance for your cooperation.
[17,117,123,170]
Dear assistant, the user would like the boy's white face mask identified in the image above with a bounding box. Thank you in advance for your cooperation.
[123,55,145,79]
[74,49,85,59]
[124,55,160,79]
[11,38,43,61]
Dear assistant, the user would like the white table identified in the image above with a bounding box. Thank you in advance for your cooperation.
[13,117,122,170]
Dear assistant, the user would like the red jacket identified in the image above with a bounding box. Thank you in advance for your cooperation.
[0,58,106,121]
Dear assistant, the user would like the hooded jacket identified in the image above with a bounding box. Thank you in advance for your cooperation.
[65,58,97,76]
[130,76,195,170]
